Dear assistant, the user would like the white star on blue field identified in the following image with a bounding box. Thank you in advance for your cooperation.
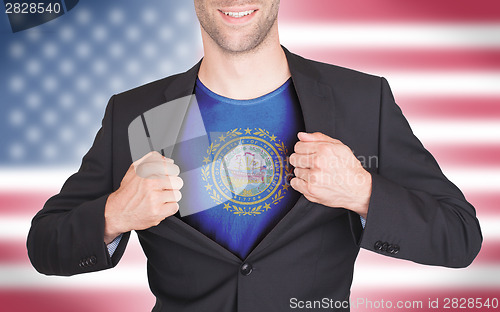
[0,0,201,166]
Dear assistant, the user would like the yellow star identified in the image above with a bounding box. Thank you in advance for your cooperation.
[204,183,213,191]
[264,203,271,211]
[203,156,211,164]
[218,134,226,142]
[244,128,252,134]
[223,203,231,211]
[269,134,277,141]
[283,184,290,191]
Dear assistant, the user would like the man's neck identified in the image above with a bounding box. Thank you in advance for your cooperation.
[197,29,291,100]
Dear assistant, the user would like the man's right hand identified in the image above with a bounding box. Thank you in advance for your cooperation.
[104,151,183,244]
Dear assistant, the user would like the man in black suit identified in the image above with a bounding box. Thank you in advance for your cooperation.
[27,1,482,311]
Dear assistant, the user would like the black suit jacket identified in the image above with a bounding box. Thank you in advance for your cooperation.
[27,47,482,311]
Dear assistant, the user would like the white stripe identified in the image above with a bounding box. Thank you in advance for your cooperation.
[2,117,500,191]
[2,166,500,196]
[280,23,500,48]
[0,216,31,240]
[0,265,148,290]
[352,265,500,288]
[410,119,500,145]
[0,262,498,289]
[2,225,497,290]
[2,230,499,290]
[0,233,148,290]
[2,216,499,242]
[385,72,500,96]
[0,167,77,191]
[441,168,500,193]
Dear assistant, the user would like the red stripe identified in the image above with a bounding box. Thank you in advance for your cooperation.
[1,191,498,216]
[0,289,498,312]
[280,0,500,22]
[0,239,146,265]
[350,289,500,312]
[474,241,500,265]
[356,240,500,267]
[466,193,500,216]
[292,49,500,72]
[1,239,498,265]
[425,144,500,167]
[397,97,500,120]
[0,191,500,219]
[0,241,29,265]
[0,192,49,215]
[0,185,500,219]
[0,290,154,312]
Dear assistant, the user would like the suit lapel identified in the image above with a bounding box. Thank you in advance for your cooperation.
[284,47,336,136]
[163,61,200,101]
[155,48,338,261]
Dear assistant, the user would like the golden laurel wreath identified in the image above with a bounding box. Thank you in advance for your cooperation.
[201,128,292,216]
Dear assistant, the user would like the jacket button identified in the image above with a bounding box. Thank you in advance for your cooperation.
[388,244,396,254]
[381,242,388,252]
[374,241,383,251]
[89,256,97,265]
[392,245,400,254]
[240,263,253,276]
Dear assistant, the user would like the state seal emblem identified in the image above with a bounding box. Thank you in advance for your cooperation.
[201,128,292,216]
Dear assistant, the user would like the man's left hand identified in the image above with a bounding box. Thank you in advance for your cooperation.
[289,132,372,219]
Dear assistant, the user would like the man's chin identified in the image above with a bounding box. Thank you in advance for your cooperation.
[220,45,259,55]
[215,34,269,55]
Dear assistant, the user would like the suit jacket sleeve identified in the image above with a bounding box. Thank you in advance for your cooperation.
[356,77,482,268]
[27,95,130,276]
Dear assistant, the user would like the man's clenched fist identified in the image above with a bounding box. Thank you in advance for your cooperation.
[104,151,183,244]
[289,132,371,219]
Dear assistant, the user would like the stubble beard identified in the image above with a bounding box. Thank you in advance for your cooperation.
[196,1,280,55]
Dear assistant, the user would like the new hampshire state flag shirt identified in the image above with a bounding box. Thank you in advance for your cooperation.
[173,77,305,259]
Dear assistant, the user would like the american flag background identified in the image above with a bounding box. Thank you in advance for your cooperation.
[0,0,499,311]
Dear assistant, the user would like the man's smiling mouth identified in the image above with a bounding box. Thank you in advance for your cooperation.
[220,10,256,18]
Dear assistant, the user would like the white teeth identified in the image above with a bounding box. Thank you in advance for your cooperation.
[222,10,255,18]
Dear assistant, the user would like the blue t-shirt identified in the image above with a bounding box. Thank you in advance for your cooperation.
[174,78,305,259]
